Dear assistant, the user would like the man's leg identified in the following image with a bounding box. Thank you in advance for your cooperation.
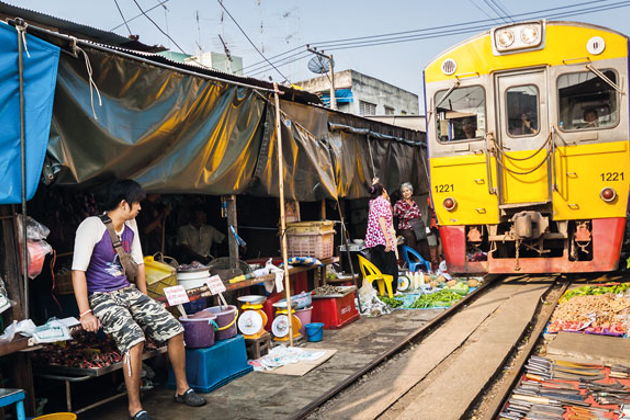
[166,332,189,395]
[125,341,145,417]
[90,291,147,418]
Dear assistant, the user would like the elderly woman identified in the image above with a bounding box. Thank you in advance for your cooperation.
[364,182,398,286]
[393,182,430,262]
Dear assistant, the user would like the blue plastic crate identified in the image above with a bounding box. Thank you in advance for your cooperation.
[167,335,253,393]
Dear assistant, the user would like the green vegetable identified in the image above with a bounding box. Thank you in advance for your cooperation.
[410,289,463,309]
[380,296,404,308]
[449,282,470,296]
[560,283,630,302]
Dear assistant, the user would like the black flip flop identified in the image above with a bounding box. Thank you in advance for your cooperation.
[131,409,152,420]
[174,388,207,407]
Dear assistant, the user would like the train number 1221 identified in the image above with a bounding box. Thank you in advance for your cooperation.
[600,172,624,181]
[434,184,454,193]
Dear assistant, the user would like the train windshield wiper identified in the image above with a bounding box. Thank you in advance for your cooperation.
[435,79,461,109]
[585,64,624,94]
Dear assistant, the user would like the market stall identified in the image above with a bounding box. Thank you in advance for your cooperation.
[0,9,428,417]
[499,281,630,419]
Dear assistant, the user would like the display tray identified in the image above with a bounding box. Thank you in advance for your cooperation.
[37,346,167,377]
[312,285,357,299]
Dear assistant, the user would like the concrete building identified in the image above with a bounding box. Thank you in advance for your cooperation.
[296,69,419,116]
[159,51,244,75]
[366,115,426,131]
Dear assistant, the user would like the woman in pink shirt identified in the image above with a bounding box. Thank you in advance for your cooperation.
[364,182,398,286]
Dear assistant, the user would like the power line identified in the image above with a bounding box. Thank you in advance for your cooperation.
[247,0,630,76]
[311,0,614,48]
[481,0,509,23]
[112,0,132,35]
[110,0,170,31]
[314,0,627,50]
[216,0,290,83]
[467,0,497,21]
[489,0,514,22]
[131,0,186,52]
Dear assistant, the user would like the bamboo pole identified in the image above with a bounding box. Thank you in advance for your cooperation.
[273,83,294,346]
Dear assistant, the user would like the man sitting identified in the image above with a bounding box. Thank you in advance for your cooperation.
[72,180,206,420]
[177,206,226,264]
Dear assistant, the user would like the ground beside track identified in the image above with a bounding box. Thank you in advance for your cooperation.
[310,276,555,420]
[80,308,443,420]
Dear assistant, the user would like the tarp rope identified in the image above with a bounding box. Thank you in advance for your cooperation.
[69,37,103,120]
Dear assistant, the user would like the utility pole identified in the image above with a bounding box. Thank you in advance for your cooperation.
[307,46,336,110]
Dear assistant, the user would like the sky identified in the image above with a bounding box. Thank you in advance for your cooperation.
[7,0,630,103]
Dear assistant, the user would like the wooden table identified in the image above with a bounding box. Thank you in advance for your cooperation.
[160,257,339,307]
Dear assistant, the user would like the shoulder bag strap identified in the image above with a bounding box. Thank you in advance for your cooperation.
[99,214,129,273]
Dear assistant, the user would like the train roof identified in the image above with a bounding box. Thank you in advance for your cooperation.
[424,20,629,83]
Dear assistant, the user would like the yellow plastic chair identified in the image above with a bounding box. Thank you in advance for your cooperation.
[357,255,394,298]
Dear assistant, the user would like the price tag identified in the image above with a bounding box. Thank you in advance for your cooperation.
[205,275,227,295]
[163,285,190,306]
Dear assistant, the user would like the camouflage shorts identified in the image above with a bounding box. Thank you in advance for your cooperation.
[89,286,184,353]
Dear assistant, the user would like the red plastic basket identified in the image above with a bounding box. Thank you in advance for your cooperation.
[311,292,360,329]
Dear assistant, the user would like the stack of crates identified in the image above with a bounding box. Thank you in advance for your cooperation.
[286,220,335,260]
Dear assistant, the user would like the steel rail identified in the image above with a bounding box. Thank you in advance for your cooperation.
[290,273,506,420]
[479,278,570,419]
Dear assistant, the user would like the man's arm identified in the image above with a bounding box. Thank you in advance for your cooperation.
[72,270,100,332]
[135,264,147,294]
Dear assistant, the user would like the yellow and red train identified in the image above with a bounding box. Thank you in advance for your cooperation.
[424,20,629,274]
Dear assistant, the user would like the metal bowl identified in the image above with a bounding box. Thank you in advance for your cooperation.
[237,295,267,305]
[272,300,298,309]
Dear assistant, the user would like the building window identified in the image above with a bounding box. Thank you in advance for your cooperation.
[384,106,395,115]
[360,100,377,116]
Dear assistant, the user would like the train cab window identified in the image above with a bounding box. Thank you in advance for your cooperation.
[506,85,539,137]
[435,85,486,142]
[557,70,618,131]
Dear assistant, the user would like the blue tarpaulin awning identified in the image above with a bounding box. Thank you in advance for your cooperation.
[0,22,59,204]
[321,88,353,105]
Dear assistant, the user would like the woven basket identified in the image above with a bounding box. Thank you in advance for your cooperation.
[287,231,335,260]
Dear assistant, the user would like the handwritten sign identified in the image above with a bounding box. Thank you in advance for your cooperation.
[163,285,190,306]
[205,275,227,295]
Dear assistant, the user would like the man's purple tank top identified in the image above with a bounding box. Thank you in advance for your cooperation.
[86,225,134,293]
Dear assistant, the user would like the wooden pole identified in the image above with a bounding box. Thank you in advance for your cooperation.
[273,83,294,346]
[226,195,239,270]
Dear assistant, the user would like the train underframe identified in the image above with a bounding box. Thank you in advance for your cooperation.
[439,214,626,274]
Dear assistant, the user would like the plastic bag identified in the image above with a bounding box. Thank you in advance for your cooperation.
[32,318,73,343]
[28,240,53,279]
[17,215,50,241]
[0,319,37,342]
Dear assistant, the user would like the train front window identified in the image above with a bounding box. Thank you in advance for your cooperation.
[506,85,539,137]
[557,69,618,131]
[435,85,486,142]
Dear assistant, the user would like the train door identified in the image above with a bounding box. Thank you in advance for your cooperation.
[494,70,550,206]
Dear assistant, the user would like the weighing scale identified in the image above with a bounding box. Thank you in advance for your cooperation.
[236,295,268,340]
[271,301,302,342]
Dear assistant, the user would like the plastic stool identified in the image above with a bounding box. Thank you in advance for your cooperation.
[357,255,394,298]
[0,388,26,420]
[401,245,431,272]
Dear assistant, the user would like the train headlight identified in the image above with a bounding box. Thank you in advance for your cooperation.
[600,187,617,203]
[443,197,457,211]
[492,21,544,54]
[496,29,515,49]
[520,24,540,45]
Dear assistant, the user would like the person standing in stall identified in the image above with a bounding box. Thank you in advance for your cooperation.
[393,182,430,262]
[364,180,398,287]
[71,180,206,420]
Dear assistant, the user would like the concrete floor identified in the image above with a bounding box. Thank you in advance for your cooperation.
[81,308,443,420]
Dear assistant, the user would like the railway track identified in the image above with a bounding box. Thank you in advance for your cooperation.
[300,274,569,420]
